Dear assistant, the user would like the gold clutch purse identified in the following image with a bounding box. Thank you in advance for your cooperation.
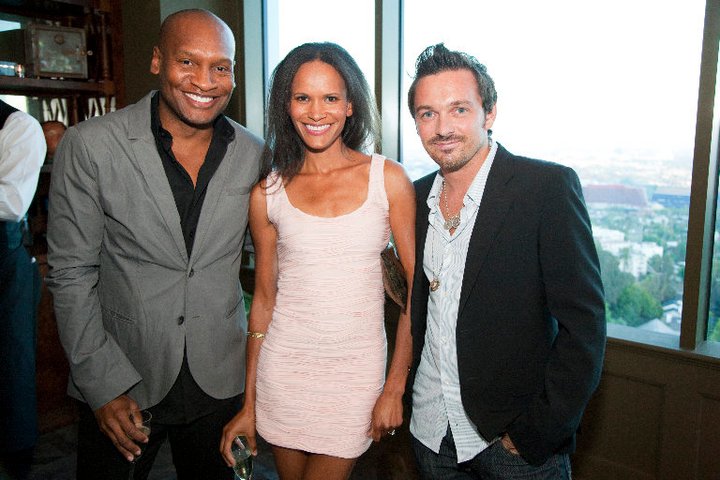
[381,243,407,310]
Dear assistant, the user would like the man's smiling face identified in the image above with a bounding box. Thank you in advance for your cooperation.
[150,11,236,133]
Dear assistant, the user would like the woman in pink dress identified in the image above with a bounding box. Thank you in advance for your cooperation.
[221,42,415,479]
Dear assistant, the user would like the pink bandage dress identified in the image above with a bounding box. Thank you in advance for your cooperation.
[255,154,390,458]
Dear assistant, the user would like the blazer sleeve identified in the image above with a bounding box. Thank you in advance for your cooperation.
[506,165,606,464]
[46,126,141,410]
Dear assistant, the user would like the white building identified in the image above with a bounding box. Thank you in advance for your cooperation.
[594,227,663,277]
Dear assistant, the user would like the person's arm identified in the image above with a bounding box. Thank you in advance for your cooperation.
[46,126,143,460]
[221,180,278,466]
[505,166,606,465]
[0,112,46,221]
[369,159,416,442]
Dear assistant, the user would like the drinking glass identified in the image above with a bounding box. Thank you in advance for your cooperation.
[130,409,152,438]
[129,409,152,459]
[127,409,152,479]
[231,435,253,480]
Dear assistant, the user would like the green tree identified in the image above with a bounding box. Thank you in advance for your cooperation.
[641,253,678,303]
[597,248,634,306]
[613,284,663,327]
[708,257,720,319]
[605,302,625,326]
[710,316,720,342]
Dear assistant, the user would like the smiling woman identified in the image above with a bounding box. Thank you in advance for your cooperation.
[288,60,353,158]
[220,41,416,480]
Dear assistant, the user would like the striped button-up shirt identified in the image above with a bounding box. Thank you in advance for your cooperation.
[410,139,498,462]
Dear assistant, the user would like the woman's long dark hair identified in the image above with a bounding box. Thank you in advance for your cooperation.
[261,42,380,183]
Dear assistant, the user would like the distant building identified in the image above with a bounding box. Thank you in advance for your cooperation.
[593,227,625,249]
[583,184,648,208]
[593,226,663,277]
[662,300,683,332]
[634,300,682,335]
[637,318,679,336]
[651,186,690,209]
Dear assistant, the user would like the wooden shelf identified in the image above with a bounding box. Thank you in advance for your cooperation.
[0,75,115,96]
[0,0,90,14]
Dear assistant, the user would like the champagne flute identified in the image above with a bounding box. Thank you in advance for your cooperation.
[231,435,253,480]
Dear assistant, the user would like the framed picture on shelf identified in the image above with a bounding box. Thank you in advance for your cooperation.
[25,24,88,79]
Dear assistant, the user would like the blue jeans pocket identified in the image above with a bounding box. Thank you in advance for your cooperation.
[479,441,571,480]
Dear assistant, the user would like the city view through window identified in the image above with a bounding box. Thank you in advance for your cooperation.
[401,1,707,338]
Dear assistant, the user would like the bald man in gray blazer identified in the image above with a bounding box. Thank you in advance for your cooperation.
[46,9,263,479]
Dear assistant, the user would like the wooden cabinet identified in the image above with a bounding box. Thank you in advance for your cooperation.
[0,0,125,123]
[0,0,126,253]
[0,0,125,432]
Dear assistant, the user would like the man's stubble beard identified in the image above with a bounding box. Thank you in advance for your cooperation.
[428,137,482,174]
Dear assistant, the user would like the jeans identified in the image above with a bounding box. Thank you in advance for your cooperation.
[412,427,572,480]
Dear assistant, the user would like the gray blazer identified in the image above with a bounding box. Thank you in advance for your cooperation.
[46,92,264,411]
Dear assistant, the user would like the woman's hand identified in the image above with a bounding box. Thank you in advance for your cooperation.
[220,408,257,467]
[369,390,404,442]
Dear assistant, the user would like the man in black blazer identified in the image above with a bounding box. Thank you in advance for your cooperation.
[407,44,606,479]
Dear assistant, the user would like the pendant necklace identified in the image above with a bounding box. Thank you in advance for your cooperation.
[441,180,462,230]
[430,179,461,291]
[429,230,442,292]
[430,181,463,291]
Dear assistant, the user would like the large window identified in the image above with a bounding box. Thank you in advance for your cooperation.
[248,0,719,351]
[401,0,706,337]
[706,45,720,343]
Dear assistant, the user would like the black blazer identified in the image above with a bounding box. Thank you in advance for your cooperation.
[410,144,606,466]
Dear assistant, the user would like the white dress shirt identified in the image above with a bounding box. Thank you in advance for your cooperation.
[0,110,46,222]
[410,139,498,462]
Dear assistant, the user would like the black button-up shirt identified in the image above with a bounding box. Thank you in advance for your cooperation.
[148,92,239,424]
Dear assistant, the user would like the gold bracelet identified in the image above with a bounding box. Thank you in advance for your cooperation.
[246,331,266,339]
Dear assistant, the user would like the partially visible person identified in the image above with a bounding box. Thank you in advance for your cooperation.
[40,120,66,162]
[407,44,606,479]
[46,9,263,479]
[0,99,45,473]
[221,42,416,480]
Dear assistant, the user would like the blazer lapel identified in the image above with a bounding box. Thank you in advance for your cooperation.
[457,145,515,317]
[416,178,432,277]
[412,174,435,331]
[189,137,232,265]
[126,93,188,263]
